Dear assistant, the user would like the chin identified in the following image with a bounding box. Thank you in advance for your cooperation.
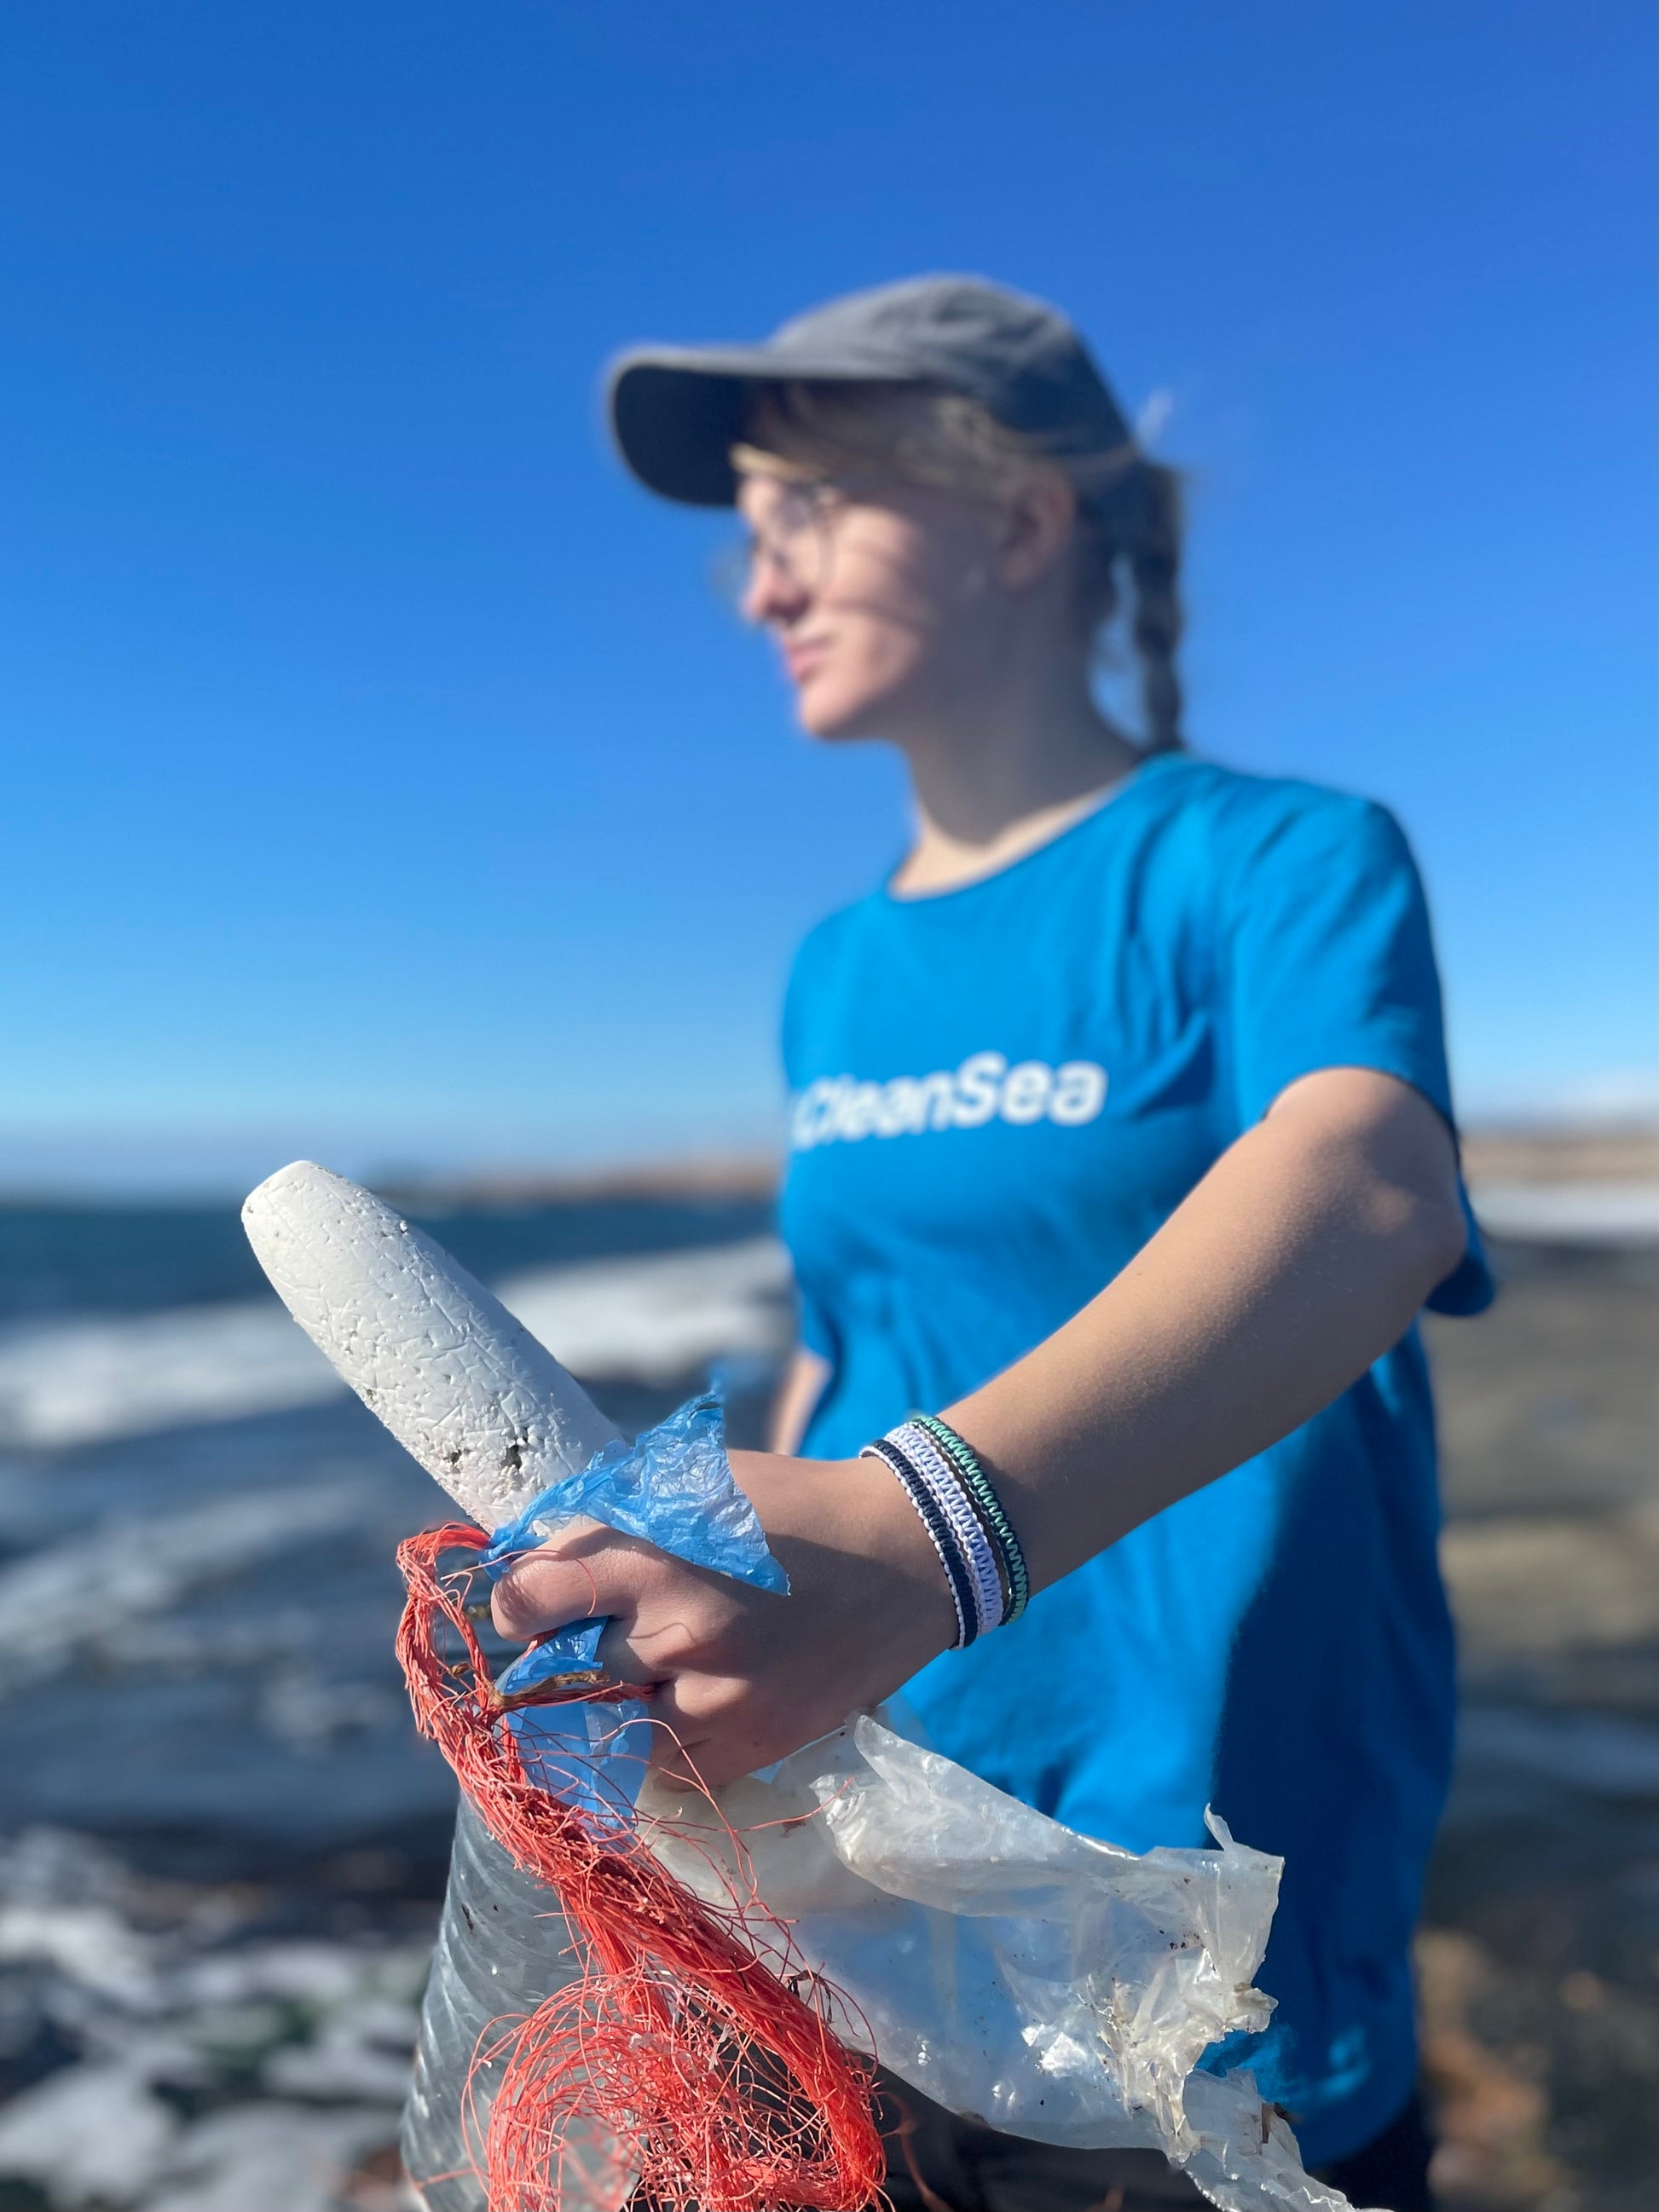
[793,679,894,744]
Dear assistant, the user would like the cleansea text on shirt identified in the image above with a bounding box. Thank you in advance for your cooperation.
[790,1052,1108,1150]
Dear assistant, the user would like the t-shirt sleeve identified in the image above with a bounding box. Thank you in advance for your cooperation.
[1221,786,1492,1316]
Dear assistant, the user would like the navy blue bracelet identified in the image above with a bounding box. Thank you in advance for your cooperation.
[861,1436,977,1648]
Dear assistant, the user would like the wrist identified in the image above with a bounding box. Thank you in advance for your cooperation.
[729,1447,957,1674]
[835,1449,962,1666]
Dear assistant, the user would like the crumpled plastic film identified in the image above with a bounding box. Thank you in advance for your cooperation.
[638,1715,1367,2212]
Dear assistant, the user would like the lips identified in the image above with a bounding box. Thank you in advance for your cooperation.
[783,636,830,683]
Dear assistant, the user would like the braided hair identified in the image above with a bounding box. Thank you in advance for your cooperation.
[1075,453,1185,754]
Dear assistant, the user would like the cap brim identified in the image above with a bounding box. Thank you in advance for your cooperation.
[605,345,922,506]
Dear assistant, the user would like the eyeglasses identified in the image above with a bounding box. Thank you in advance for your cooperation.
[711,476,882,613]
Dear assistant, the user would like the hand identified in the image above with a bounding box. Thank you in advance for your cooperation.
[489,1448,957,1788]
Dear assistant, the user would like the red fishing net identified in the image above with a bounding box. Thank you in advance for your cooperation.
[395,1523,886,2212]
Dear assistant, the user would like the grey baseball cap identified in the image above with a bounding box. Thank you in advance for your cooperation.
[606,274,1136,508]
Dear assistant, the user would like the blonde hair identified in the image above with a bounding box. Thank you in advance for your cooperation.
[737,381,1184,754]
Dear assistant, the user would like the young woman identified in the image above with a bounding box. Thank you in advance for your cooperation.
[498,276,1490,2210]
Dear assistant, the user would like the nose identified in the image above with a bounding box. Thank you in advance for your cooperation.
[741,544,811,629]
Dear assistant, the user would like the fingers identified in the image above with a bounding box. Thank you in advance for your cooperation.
[488,1568,750,1788]
[489,1568,672,1694]
[488,1528,744,1693]
[484,1521,818,1792]
[489,1525,656,1642]
[490,1551,606,1642]
[593,1614,662,1688]
[639,1673,795,1792]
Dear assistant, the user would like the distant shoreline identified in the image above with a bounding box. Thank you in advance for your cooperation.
[386,1121,1659,1210]
[375,1151,783,1209]
[0,1120,1652,1213]
[1460,1123,1657,1185]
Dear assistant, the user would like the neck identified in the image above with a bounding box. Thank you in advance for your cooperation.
[888,655,1142,896]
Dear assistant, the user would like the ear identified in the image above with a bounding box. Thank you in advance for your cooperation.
[993,470,1077,592]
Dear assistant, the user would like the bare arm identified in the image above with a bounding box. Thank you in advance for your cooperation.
[769,1345,831,1454]
[495,1067,1466,1784]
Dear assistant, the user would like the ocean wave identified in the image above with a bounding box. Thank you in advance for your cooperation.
[495,1235,791,1384]
[0,1303,338,1450]
[0,1239,793,1450]
[0,1487,373,1695]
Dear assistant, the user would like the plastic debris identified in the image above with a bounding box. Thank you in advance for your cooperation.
[240,1165,1374,2211]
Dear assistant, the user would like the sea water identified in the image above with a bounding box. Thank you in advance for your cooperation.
[0,1192,787,1864]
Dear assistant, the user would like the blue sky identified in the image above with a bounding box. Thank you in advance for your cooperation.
[2,1,1652,1192]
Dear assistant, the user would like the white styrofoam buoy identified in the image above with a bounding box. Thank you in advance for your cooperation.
[241,1161,620,1529]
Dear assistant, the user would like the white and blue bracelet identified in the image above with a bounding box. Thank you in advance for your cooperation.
[860,1416,1029,1649]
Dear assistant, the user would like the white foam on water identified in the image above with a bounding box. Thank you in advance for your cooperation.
[0,1239,793,1450]
[0,1487,370,1695]
[0,2057,181,2205]
[140,2102,404,2212]
[495,1236,792,1386]
[0,1828,424,2212]
[0,1303,341,1450]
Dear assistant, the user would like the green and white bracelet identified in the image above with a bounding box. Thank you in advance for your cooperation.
[859,1412,1031,1643]
[907,1412,1031,1624]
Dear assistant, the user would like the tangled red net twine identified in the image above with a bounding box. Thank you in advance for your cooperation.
[395,1523,885,2212]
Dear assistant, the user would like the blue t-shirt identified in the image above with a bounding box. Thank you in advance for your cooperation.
[778,753,1492,2167]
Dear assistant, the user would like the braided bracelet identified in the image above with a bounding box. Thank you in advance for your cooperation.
[909,1413,1031,1623]
[860,1436,976,1648]
[886,1420,1004,1639]
[861,1417,1032,1645]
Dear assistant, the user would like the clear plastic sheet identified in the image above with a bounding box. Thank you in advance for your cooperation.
[401,1797,632,2212]
[640,1715,1365,2212]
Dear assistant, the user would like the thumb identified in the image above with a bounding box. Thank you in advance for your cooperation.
[488,1524,660,1646]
